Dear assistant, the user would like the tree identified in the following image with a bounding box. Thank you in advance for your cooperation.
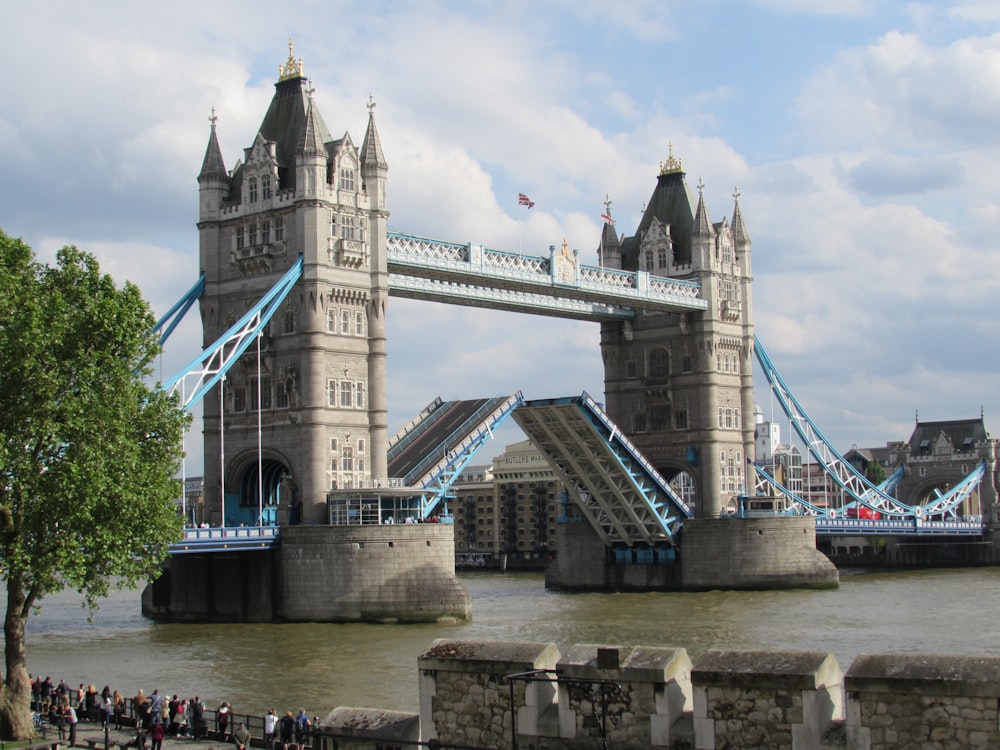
[865,459,886,486]
[0,230,189,739]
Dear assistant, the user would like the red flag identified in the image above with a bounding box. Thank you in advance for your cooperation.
[600,213,616,225]
[518,193,535,208]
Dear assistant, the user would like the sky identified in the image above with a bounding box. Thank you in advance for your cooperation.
[3,0,1000,475]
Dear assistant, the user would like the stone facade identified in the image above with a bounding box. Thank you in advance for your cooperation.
[599,156,755,520]
[681,516,838,590]
[197,46,390,526]
[313,641,1000,750]
[143,525,470,623]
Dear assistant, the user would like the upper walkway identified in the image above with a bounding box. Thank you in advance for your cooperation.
[386,231,707,320]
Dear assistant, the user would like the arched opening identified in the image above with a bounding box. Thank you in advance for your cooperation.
[227,457,292,526]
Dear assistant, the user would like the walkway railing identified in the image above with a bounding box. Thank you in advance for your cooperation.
[170,526,279,554]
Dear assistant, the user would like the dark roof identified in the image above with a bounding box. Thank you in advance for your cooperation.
[907,418,989,452]
[619,170,697,269]
[360,110,387,170]
[237,75,334,194]
[198,123,227,182]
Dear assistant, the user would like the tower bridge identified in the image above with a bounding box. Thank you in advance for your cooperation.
[143,47,997,621]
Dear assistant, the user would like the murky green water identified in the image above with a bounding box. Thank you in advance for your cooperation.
[12,567,1000,718]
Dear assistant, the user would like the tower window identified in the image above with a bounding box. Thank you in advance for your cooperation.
[275,217,285,242]
[355,311,364,335]
[235,226,245,250]
[340,381,353,407]
[649,348,669,378]
[248,177,258,203]
[262,175,272,200]
[261,220,270,244]
[248,223,257,246]
[327,308,336,332]
[341,310,350,334]
[339,169,355,191]
[283,311,295,334]
[341,215,356,241]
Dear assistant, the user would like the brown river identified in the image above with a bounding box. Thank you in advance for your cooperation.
[12,567,1000,719]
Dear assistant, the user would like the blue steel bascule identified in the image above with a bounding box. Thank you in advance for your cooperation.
[155,45,991,579]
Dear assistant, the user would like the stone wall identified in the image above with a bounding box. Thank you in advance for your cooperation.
[316,640,1000,750]
[845,653,1000,749]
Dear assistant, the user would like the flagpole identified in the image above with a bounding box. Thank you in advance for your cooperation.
[517,200,522,253]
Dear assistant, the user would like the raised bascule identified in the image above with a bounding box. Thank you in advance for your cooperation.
[142,45,997,622]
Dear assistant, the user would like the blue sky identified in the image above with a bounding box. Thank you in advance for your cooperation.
[3,0,1000,474]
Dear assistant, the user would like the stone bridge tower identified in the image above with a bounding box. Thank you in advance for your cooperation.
[196,45,389,525]
[599,151,755,518]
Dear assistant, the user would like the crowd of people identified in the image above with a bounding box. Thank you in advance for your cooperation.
[29,675,318,750]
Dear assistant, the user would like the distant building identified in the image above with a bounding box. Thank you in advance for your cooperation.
[846,416,999,521]
[451,440,566,569]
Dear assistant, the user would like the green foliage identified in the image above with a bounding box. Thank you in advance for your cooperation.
[865,459,886,486]
[0,227,189,613]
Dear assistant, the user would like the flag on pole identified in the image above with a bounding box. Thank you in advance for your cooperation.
[600,213,616,225]
[518,193,535,208]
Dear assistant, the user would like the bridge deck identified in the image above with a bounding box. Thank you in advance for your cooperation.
[388,396,509,486]
[513,392,692,547]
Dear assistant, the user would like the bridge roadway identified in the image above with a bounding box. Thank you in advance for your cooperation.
[386,231,708,321]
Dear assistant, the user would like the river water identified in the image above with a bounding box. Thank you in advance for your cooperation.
[13,567,1000,719]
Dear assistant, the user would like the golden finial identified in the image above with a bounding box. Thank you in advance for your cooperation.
[279,38,305,81]
[659,142,683,175]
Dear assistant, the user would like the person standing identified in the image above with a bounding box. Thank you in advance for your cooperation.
[150,719,164,750]
[279,711,294,750]
[190,696,205,740]
[231,722,251,750]
[64,705,78,747]
[113,691,126,730]
[217,701,232,742]
[263,708,278,750]
[294,709,309,746]
[100,692,112,729]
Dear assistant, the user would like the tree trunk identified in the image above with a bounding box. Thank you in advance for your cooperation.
[0,576,34,740]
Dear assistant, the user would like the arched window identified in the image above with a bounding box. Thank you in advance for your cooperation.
[644,250,654,272]
[261,175,272,200]
[248,177,258,203]
[649,348,669,378]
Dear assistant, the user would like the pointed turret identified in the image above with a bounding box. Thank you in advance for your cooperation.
[198,109,228,225]
[297,96,327,157]
[692,178,716,239]
[198,108,227,183]
[731,186,751,246]
[360,94,388,171]
[597,194,621,269]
